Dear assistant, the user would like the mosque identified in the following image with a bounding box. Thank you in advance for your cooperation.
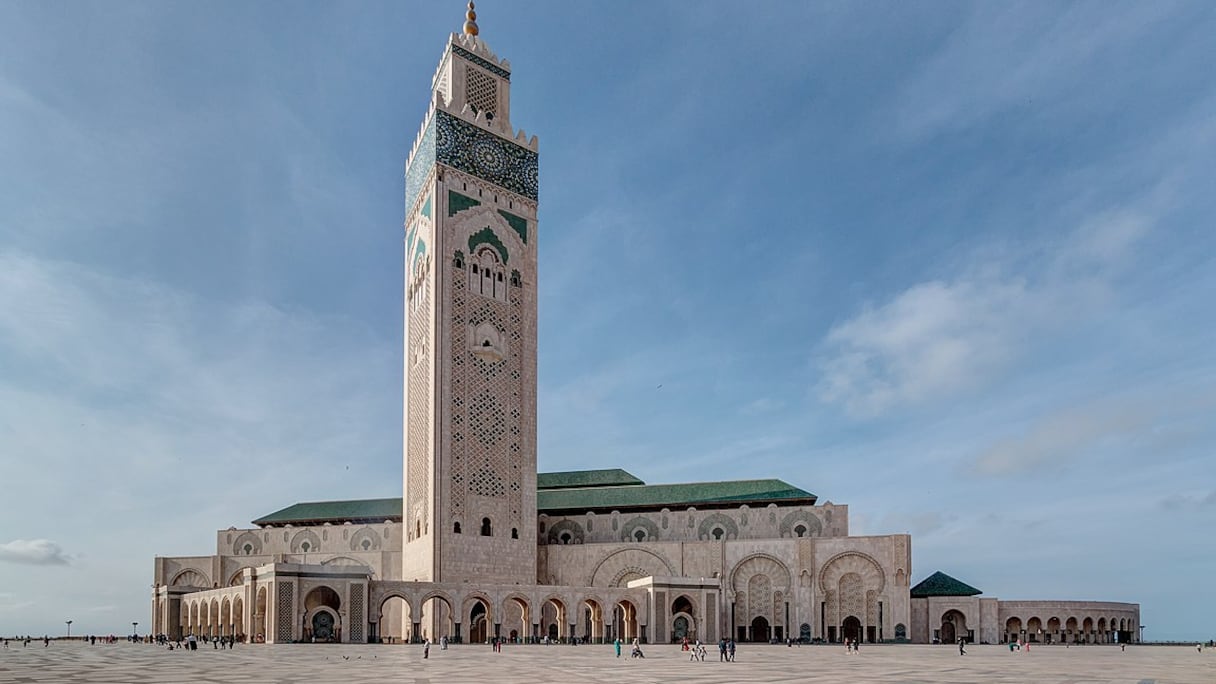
[150,5,1139,648]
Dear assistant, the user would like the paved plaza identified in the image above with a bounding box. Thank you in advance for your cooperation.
[0,642,1211,684]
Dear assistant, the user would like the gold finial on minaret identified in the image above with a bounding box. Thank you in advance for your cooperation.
[463,1,479,36]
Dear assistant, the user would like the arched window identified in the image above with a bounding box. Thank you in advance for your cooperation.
[634,529,645,542]
[243,543,253,555]
[453,522,462,534]
[712,527,724,540]
[511,527,518,539]
[794,524,807,538]
[471,249,507,302]
[481,517,492,537]
[560,532,571,545]
[300,541,310,552]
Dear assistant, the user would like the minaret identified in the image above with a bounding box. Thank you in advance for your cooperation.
[402,3,539,586]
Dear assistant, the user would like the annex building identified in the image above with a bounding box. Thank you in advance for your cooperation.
[150,7,1139,648]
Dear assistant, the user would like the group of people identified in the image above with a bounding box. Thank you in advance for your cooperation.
[844,637,861,654]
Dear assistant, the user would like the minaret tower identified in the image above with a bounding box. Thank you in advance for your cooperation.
[402,3,539,586]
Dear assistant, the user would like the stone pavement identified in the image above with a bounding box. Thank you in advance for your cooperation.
[0,641,1212,684]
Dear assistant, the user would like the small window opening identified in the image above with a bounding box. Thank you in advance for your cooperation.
[361,539,372,550]
[560,532,571,545]
[481,517,492,537]
[634,529,645,542]
[301,541,310,552]
[511,528,518,539]
[243,543,253,555]
[794,524,807,538]
[712,528,724,540]
[454,522,462,534]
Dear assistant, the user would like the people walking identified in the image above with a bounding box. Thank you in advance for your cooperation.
[727,639,736,661]
[958,637,966,655]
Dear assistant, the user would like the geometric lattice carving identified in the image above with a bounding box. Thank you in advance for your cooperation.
[450,236,525,524]
[349,585,365,643]
[731,554,792,630]
[276,583,294,643]
[405,238,433,540]
[748,574,772,619]
[839,572,864,620]
[465,67,498,117]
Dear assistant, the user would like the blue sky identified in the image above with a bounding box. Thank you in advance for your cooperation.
[1,1,1213,641]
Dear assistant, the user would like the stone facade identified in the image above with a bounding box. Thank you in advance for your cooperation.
[150,19,1137,647]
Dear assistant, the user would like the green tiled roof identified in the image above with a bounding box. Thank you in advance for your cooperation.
[537,469,644,490]
[252,498,402,526]
[910,571,982,598]
[253,474,816,525]
[537,478,815,513]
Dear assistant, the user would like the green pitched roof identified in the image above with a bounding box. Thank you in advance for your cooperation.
[537,478,816,514]
[252,474,816,525]
[910,571,982,598]
[252,498,402,526]
[537,469,644,490]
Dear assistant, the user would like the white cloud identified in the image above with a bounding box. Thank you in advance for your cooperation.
[816,208,1151,416]
[971,400,1150,476]
[0,540,70,566]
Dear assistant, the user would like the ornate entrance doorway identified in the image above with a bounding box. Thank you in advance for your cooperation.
[842,616,862,643]
[751,616,770,642]
[312,611,335,641]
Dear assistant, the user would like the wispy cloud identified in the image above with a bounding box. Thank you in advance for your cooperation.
[0,540,70,566]
[816,207,1151,417]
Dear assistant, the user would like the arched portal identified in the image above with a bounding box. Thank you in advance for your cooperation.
[941,609,967,644]
[254,587,267,642]
[1027,616,1043,643]
[502,596,529,643]
[671,594,695,643]
[377,595,411,643]
[541,598,567,642]
[220,598,232,637]
[1005,617,1022,644]
[752,615,772,643]
[420,595,454,643]
[841,616,861,644]
[303,586,342,642]
[469,600,489,643]
[613,600,638,642]
[232,597,245,641]
[581,598,604,643]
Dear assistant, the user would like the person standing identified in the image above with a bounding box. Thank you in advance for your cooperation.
[958,637,966,656]
[423,638,431,659]
[727,639,736,662]
[718,637,727,661]
[614,637,621,658]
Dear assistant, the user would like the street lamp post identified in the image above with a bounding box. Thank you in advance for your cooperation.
[66,620,72,638]
[1139,625,1146,643]
[132,622,138,641]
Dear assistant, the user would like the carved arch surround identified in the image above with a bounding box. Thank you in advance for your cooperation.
[730,553,792,592]
[817,551,886,593]
[588,548,675,587]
